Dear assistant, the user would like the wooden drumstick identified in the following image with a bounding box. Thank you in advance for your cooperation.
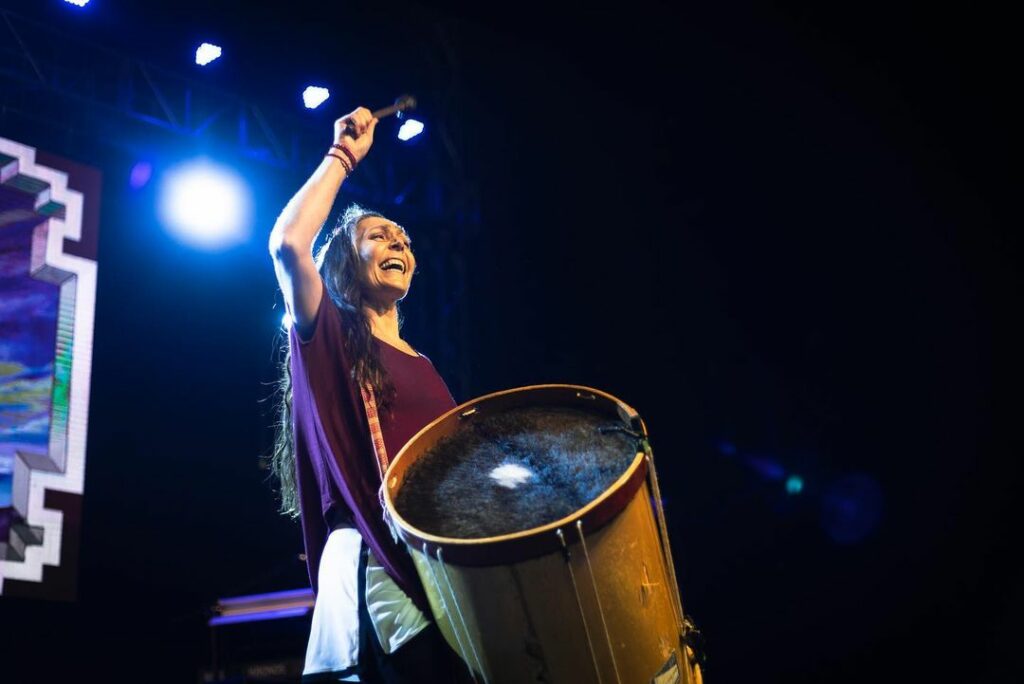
[345,94,417,136]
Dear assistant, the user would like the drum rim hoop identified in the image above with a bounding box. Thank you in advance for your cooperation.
[383,384,650,566]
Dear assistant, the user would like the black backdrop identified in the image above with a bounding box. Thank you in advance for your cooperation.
[0,2,1017,682]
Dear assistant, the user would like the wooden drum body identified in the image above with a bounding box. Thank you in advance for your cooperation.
[383,385,696,684]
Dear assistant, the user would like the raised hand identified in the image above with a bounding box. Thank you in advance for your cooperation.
[334,107,378,166]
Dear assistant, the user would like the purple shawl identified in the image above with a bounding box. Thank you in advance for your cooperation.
[289,284,455,612]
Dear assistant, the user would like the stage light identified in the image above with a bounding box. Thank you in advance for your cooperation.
[129,161,152,190]
[397,119,424,141]
[302,86,330,109]
[281,311,292,330]
[157,158,252,250]
[785,475,804,495]
[64,0,90,6]
[195,43,222,66]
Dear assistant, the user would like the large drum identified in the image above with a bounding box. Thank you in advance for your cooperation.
[383,385,699,684]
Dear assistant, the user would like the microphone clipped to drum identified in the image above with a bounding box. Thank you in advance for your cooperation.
[384,385,704,684]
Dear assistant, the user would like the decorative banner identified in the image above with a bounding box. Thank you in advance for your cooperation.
[0,137,99,600]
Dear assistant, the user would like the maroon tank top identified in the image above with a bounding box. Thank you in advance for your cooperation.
[288,283,455,610]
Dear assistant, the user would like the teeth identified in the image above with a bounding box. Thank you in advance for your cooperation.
[381,259,405,273]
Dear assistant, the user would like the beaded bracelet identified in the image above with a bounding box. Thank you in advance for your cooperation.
[330,143,358,171]
[326,151,353,174]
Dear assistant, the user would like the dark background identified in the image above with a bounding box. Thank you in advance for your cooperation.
[0,1,1017,682]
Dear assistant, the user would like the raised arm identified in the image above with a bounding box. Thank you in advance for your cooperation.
[269,107,378,335]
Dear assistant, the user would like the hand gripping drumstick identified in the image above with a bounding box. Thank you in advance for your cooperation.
[344,94,417,136]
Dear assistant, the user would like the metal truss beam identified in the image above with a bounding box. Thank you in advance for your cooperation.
[0,9,477,221]
[0,7,477,395]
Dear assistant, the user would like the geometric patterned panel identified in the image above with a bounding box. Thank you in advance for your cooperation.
[0,139,98,599]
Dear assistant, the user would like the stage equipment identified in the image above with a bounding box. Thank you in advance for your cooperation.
[384,385,703,684]
[303,86,330,109]
[203,588,314,683]
[156,157,252,250]
[398,119,425,141]
[195,43,222,66]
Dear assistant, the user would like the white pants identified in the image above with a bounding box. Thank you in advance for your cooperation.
[303,528,430,681]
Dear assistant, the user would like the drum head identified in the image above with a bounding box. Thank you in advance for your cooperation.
[393,401,638,539]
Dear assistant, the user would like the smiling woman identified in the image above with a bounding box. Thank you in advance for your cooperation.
[352,218,416,321]
[267,107,459,683]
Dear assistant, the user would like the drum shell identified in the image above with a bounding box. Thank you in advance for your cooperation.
[386,385,693,684]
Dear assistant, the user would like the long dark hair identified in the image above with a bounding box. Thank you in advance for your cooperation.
[270,204,402,517]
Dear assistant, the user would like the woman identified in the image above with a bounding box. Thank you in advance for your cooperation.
[269,107,458,683]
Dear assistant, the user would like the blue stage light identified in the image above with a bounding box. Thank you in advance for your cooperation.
[302,86,330,109]
[157,158,252,250]
[785,475,804,495]
[397,119,424,141]
[195,43,222,66]
[282,311,292,330]
[129,161,153,190]
[64,0,90,7]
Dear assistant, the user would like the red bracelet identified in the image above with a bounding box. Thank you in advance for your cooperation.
[331,143,360,171]
[326,151,353,174]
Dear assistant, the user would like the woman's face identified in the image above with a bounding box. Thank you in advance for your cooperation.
[352,217,416,303]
